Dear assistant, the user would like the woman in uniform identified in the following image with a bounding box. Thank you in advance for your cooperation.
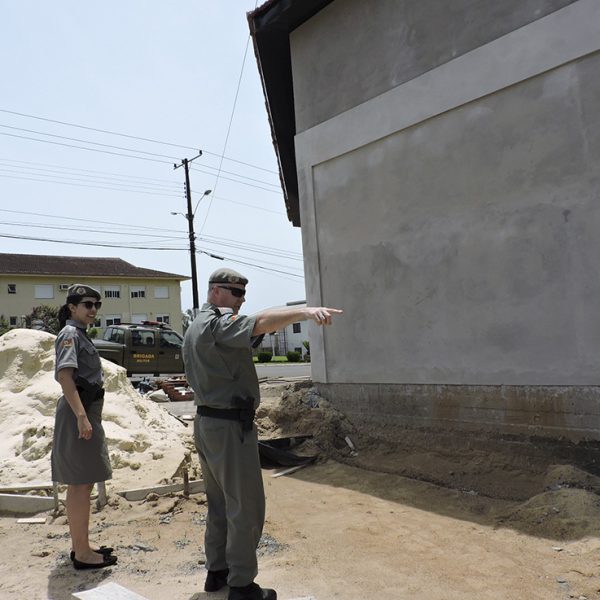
[51,284,117,570]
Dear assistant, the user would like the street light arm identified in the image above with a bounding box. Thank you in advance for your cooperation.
[193,189,212,216]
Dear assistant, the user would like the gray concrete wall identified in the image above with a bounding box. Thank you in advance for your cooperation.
[291,0,577,133]
[293,1,600,440]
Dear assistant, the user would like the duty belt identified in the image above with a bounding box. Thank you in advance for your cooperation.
[197,405,255,432]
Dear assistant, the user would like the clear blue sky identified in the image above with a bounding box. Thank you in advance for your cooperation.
[1,1,305,315]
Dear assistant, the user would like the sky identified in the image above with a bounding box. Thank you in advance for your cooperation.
[0,1,305,316]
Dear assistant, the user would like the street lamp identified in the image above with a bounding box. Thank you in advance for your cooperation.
[171,186,212,316]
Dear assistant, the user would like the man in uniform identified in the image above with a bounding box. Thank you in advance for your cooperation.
[183,268,342,600]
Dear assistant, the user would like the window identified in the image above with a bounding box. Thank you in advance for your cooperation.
[8,284,16,294]
[93,317,101,327]
[9,316,17,327]
[131,286,146,298]
[105,315,122,327]
[295,347,302,354]
[156,314,170,324]
[292,322,301,334]
[154,286,169,299]
[160,331,182,349]
[132,330,154,347]
[35,285,54,299]
[104,285,121,299]
[104,328,125,344]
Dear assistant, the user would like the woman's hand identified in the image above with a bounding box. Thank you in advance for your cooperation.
[77,414,93,440]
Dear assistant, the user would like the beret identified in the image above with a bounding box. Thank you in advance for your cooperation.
[209,268,248,285]
[66,284,101,300]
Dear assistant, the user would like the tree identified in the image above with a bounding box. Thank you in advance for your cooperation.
[26,305,60,335]
[0,315,9,336]
[182,308,195,334]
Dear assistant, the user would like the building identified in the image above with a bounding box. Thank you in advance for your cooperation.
[256,300,309,358]
[249,1,600,442]
[0,253,188,334]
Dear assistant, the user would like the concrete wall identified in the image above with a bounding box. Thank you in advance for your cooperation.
[291,0,577,133]
[292,0,600,440]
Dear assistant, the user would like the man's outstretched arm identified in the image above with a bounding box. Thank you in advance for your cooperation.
[252,306,343,336]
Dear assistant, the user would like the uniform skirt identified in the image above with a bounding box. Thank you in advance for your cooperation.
[51,396,112,485]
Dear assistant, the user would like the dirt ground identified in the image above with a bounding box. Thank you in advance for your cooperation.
[1,382,600,600]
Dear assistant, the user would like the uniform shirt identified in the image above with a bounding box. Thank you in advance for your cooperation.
[54,319,103,386]
[182,303,260,409]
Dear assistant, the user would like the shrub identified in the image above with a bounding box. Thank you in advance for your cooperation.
[286,351,301,363]
[88,327,99,339]
[257,351,272,363]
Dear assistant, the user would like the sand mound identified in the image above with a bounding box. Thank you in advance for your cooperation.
[0,329,190,491]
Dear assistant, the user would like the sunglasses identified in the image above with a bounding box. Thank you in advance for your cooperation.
[79,301,102,310]
[216,286,246,298]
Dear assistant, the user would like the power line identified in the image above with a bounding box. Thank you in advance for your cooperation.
[0,232,304,279]
[0,159,285,214]
[1,124,281,189]
[0,108,279,174]
[199,30,254,232]
[1,131,282,193]
[0,209,303,257]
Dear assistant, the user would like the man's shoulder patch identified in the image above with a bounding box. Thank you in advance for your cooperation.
[61,338,74,348]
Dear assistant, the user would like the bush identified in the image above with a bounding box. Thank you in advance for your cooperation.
[88,327,99,339]
[257,351,272,363]
[286,351,301,363]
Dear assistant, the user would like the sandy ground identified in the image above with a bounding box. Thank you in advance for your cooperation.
[1,332,600,599]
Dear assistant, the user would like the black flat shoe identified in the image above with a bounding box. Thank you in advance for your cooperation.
[73,553,117,570]
[205,568,229,592]
[70,546,114,562]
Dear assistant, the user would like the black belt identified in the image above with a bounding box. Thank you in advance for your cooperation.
[197,405,255,431]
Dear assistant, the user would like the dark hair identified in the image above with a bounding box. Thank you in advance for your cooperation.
[58,295,83,329]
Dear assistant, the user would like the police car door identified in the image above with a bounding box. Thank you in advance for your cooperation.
[158,330,184,373]
[130,328,159,374]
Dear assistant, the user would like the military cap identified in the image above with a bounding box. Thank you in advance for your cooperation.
[66,283,101,300]
[209,268,248,286]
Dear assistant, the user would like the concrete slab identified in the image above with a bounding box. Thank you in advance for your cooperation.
[0,493,54,513]
[72,582,149,599]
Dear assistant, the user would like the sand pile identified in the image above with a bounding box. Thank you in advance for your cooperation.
[0,329,191,491]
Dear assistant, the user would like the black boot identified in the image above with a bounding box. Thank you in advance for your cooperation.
[204,568,229,592]
[228,582,277,600]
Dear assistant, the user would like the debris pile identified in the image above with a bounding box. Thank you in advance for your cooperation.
[0,329,191,491]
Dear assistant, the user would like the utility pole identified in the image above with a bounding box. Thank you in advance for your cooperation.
[174,152,204,316]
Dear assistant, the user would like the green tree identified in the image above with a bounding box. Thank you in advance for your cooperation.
[26,305,60,335]
[182,308,195,334]
[0,315,9,336]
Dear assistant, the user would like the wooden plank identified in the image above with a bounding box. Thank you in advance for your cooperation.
[72,582,150,599]
[118,479,204,501]
[271,464,308,478]
[0,493,55,513]
[0,482,53,493]
[17,517,47,524]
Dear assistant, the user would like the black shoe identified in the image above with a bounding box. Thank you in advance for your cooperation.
[70,546,114,562]
[204,568,229,592]
[73,553,117,570]
[228,582,277,600]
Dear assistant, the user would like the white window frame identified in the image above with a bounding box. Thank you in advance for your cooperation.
[8,284,16,294]
[156,314,170,324]
[34,284,54,299]
[105,315,122,327]
[131,286,146,299]
[154,286,169,299]
[104,285,121,299]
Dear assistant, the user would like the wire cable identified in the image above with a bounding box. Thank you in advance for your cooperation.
[0,108,278,174]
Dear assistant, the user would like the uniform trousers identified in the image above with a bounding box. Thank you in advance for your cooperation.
[194,415,265,587]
